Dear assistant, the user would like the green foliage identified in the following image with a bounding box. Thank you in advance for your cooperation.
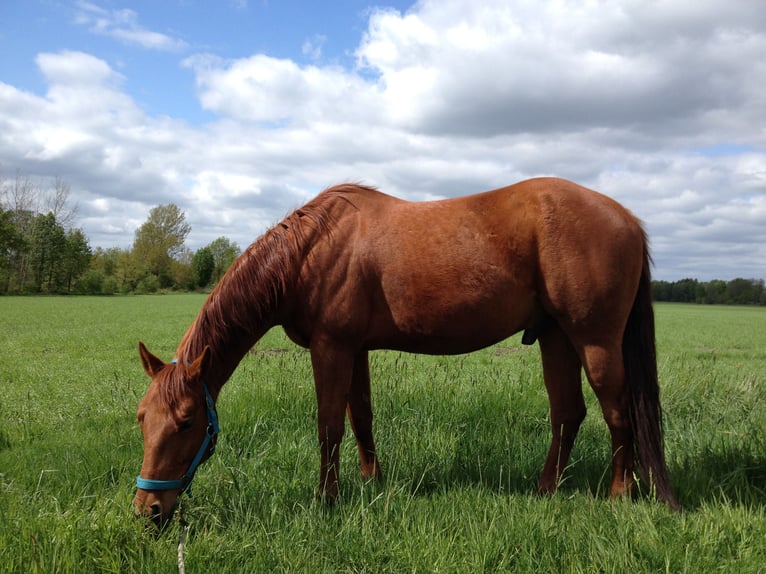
[0,206,23,266]
[135,273,161,294]
[113,249,143,293]
[75,269,106,294]
[102,274,118,295]
[207,236,241,283]
[1,172,93,294]
[192,246,215,288]
[90,247,120,276]
[62,228,92,292]
[1,297,764,572]
[28,212,66,292]
[100,207,243,292]
[132,203,191,288]
[653,278,766,305]
[170,255,195,291]
[85,233,243,294]
[83,235,240,294]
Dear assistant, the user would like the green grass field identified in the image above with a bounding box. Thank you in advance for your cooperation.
[1,296,764,573]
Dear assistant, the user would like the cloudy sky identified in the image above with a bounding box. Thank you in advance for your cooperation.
[1,0,764,280]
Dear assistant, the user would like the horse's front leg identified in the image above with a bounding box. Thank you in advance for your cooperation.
[310,337,354,502]
[347,350,383,481]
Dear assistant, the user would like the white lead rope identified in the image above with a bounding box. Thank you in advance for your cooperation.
[177,523,190,574]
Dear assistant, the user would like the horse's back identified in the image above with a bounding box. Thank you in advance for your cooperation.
[299,178,645,352]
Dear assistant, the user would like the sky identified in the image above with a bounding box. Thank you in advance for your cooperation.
[1,0,765,281]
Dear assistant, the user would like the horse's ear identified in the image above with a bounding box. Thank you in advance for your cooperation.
[138,341,165,377]
[189,345,211,378]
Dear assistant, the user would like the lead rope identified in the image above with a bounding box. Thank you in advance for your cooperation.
[176,502,190,574]
[177,521,190,574]
[171,360,189,574]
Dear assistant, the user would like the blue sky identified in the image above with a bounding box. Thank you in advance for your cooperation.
[2,1,409,120]
[1,0,765,280]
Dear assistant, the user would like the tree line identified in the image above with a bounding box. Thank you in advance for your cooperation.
[1,171,239,295]
[651,278,766,306]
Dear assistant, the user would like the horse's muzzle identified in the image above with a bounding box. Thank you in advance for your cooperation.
[133,491,177,529]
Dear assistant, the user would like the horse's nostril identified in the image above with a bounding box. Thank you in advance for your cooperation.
[149,503,162,518]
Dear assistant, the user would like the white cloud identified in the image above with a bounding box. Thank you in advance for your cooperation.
[184,53,383,127]
[354,0,766,141]
[302,34,327,62]
[36,50,120,86]
[75,1,188,51]
[1,0,765,281]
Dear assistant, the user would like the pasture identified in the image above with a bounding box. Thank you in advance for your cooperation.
[1,295,764,572]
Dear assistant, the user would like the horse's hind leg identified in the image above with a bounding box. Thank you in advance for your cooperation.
[579,342,634,499]
[346,351,382,481]
[538,324,586,494]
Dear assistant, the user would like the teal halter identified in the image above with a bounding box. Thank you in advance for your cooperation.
[135,361,220,494]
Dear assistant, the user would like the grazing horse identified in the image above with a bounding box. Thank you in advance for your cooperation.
[134,177,678,525]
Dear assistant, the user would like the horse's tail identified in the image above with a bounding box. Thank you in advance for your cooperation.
[623,239,680,510]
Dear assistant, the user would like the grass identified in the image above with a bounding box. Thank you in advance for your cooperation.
[0,296,765,572]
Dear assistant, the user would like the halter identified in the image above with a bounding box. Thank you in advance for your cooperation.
[135,361,220,495]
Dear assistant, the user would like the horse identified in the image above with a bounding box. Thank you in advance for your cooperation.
[134,177,679,525]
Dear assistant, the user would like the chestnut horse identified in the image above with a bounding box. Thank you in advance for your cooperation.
[134,177,678,524]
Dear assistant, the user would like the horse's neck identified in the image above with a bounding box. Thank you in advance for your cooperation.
[174,191,345,392]
[175,230,302,394]
[180,306,273,395]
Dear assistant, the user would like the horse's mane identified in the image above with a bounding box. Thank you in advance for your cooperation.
[159,184,375,409]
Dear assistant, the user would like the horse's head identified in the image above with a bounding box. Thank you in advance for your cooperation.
[133,342,217,527]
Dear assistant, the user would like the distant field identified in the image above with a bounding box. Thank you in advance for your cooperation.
[1,296,764,572]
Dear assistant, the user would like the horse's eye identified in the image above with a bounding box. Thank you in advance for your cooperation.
[178,420,193,432]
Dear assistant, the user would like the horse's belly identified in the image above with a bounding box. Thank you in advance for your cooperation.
[381,328,522,355]
[372,286,537,354]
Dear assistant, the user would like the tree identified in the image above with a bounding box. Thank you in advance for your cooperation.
[113,249,143,293]
[192,246,215,288]
[652,280,671,302]
[0,206,24,292]
[170,248,194,290]
[207,236,241,283]
[2,169,38,220]
[1,170,81,293]
[61,228,91,292]
[652,278,766,306]
[132,204,191,288]
[704,280,727,304]
[0,207,22,261]
[44,176,78,230]
[726,278,756,305]
[1,171,37,291]
[29,212,66,292]
[670,278,700,303]
[90,246,121,277]
[753,279,765,305]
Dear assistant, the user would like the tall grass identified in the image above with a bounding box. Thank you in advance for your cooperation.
[0,297,764,572]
